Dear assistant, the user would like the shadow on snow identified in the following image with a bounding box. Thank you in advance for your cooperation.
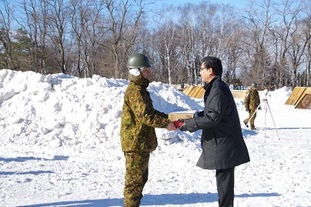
[0,155,67,176]
[0,170,53,176]
[17,192,281,207]
[0,155,69,162]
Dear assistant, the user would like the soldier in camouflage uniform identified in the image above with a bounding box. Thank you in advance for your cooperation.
[243,82,260,130]
[120,53,176,207]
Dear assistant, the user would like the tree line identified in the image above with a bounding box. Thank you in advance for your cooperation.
[0,0,310,89]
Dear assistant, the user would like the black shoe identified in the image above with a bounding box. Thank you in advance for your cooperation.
[251,127,256,130]
[243,121,249,128]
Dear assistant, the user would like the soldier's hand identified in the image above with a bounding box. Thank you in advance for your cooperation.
[167,122,177,131]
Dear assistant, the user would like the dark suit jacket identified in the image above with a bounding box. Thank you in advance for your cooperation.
[183,77,250,170]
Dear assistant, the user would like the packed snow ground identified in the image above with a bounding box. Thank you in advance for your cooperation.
[0,69,310,207]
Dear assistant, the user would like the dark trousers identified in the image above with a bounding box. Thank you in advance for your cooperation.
[216,167,235,207]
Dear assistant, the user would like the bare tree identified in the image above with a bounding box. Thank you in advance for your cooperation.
[288,20,311,86]
[195,2,218,58]
[268,0,310,87]
[241,0,275,88]
[217,4,244,85]
[69,0,105,77]
[0,0,17,69]
[46,0,69,74]
[305,15,311,86]
[178,3,197,85]
[68,0,84,77]
[103,0,145,78]
[2,0,311,90]
[285,1,310,87]
[19,0,50,74]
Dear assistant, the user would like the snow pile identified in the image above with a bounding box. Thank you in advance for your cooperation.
[0,69,201,151]
[0,69,310,207]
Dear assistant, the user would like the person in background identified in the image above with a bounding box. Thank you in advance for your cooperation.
[120,53,176,207]
[243,82,260,130]
[175,56,250,207]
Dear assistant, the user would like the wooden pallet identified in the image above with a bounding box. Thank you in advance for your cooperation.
[183,86,205,99]
[183,85,194,96]
[183,86,249,99]
[285,87,307,105]
[295,93,311,109]
[294,87,311,107]
[231,90,248,99]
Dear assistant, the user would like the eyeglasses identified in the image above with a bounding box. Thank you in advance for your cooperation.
[200,67,211,72]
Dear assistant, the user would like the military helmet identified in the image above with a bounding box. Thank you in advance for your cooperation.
[127,53,151,69]
[251,82,257,88]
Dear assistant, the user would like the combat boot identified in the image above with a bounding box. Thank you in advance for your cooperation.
[243,120,249,128]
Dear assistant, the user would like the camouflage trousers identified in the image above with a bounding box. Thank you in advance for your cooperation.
[244,110,257,129]
[123,152,150,207]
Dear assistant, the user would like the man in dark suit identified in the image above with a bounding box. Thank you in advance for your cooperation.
[177,56,250,207]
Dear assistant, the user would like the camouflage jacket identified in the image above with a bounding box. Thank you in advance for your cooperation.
[244,88,260,111]
[120,74,170,153]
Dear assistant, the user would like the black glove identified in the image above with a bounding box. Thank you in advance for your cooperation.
[179,119,198,132]
[179,122,186,131]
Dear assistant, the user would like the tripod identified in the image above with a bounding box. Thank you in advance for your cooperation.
[246,94,280,141]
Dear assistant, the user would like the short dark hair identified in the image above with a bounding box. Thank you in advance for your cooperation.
[201,56,223,76]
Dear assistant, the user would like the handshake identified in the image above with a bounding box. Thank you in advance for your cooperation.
[166,119,184,131]
[167,110,197,131]
[173,120,184,128]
